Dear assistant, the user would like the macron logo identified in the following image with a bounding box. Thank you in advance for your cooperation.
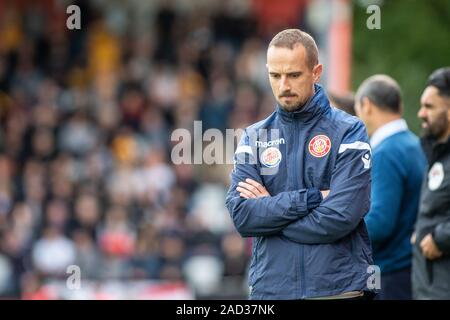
[255,138,285,148]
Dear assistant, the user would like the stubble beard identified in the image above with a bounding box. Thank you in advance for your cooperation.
[423,115,449,141]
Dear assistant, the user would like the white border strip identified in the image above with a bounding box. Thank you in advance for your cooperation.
[338,141,372,154]
[235,145,253,155]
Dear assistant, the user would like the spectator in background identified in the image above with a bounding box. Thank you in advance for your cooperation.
[355,75,426,299]
[72,228,102,280]
[31,225,76,277]
[413,67,450,300]
[329,91,356,116]
[0,0,271,299]
[128,222,160,279]
[220,232,249,297]
[69,194,101,240]
[156,230,185,282]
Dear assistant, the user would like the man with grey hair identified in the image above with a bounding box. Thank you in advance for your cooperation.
[226,29,375,299]
[355,75,426,299]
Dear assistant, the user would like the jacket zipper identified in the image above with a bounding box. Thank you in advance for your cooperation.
[292,119,306,299]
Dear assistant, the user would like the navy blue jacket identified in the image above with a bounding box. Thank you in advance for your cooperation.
[225,84,374,299]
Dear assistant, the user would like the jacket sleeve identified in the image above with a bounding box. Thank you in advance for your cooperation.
[225,129,320,238]
[364,149,404,247]
[280,120,372,244]
[433,217,450,254]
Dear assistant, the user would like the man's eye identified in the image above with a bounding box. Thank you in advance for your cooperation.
[271,74,280,79]
[290,73,300,78]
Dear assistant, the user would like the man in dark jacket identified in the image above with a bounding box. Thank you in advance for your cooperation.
[225,29,375,300]
[413,67,450,299]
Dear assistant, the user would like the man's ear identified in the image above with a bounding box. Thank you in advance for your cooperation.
[361,97,373,115]
[446,98,450,121]
[446,105,450,127]
[313,64,323,83]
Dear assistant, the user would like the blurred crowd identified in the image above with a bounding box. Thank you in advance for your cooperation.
[0,0,316,299]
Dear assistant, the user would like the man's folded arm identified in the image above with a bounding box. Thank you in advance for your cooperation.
[225,130,321,237]
[280,121,372,244]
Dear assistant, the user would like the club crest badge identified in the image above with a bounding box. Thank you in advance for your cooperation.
[428,162,444,191]
[260,147,282,168]
[308,135,331,158]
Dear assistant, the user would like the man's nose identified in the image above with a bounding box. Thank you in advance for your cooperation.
[417,106,426,119]
[279,76,290,92]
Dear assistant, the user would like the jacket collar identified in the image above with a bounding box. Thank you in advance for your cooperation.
[421,135,450,164]
[276,84,330,122]
[370,119,408,148]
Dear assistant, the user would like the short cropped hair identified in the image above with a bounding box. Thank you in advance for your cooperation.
[268,29,319,69]
[356,75,403,114]
[427,67,450,97]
